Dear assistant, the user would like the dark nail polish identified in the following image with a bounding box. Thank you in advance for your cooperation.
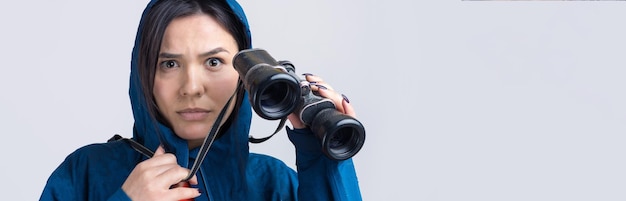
[308,81,317,84]
[316,84,327,90]
[342,94,350,103]
[302,73,314,76]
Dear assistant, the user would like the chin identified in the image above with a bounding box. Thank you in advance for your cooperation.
[173,124,211,141]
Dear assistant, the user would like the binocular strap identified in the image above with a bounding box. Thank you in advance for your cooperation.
[108,133,155,158]
[182,91,235,181]
[248,117,287,144]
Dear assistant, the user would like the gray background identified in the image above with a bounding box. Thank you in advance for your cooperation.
[1,0,625,200]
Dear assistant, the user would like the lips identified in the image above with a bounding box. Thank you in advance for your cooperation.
[177,108,211,121]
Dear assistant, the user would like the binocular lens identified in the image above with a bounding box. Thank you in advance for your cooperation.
[259,81,296,116]
[329,127,353,149]
[252,72,300,120]
[312,109,366,161]
[326,124,365,160]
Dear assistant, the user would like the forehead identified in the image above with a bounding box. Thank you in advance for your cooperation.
[160,14,237,51]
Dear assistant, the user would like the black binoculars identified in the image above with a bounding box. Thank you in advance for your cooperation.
[233,48,365,161]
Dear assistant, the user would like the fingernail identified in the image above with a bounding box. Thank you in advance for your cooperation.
[316,84,327,90]
[302,73,314,76]
[308,81,318,84]
[342,94,350,103]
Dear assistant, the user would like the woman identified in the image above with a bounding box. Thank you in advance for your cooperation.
[40,0,362,200]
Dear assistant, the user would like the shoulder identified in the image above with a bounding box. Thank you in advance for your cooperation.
[42,140,140,200]
[66,140,139,165]
[52,140,140,180]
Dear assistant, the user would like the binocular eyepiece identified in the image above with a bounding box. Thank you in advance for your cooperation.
[233,48,365,161]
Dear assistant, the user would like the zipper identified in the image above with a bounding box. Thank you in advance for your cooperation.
[199,168,211,201]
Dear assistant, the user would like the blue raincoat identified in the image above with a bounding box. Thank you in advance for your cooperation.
[40,0,362,200]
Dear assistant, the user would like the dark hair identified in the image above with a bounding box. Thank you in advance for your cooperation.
[138,0,249,136]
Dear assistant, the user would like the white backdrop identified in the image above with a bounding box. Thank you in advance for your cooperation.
[1,1,625,200]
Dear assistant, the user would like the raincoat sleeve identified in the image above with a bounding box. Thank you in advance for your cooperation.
[287,128,363,201]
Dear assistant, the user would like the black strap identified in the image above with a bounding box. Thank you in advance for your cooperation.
[108,134,154,158]
[182,91,235,181]
[248,117,288,143]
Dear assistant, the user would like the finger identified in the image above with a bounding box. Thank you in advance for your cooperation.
[188,175,198,185]
[171,181,194,189]
[287,113,305,129]
[310,83,334,92]
[138,152,178,169]
[309,82,334,91]
[154,145,165,156]
[302,73,322,82]
[143,163,183,178]
[314,86,345,114]
[341,95,357,117]
[165,186,201,201]
[156,165,193,187]
[131,152,179,184]
[303,73,334,90]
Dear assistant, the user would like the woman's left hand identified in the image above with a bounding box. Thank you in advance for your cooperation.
[287,73,355,129]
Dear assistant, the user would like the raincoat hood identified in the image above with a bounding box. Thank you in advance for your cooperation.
[129,0,253,168]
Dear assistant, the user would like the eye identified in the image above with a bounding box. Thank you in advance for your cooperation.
[205,58,223,68]
[159,60,179,69]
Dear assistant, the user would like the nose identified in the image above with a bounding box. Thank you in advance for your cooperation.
[179,65,206,97]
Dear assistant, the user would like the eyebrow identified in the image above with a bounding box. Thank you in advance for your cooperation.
[158,47,230,59]
[200,47,229,58]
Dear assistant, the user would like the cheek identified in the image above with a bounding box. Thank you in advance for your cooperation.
[153,78,175,111]
[212,68,240,94]
[205,70,239,108]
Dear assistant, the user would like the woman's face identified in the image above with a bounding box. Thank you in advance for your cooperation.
[153,14,239,148]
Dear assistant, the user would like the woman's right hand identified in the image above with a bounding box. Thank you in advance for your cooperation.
[121,146,200,201]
